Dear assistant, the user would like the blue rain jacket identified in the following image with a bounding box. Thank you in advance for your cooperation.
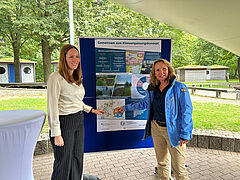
[124,78,193,147]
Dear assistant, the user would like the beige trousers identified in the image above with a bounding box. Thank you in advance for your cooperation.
[151,120,188,180]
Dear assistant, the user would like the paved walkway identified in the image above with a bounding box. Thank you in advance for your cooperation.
[33,147,240,180]
[31,90,240,179]
[190,93,240,105]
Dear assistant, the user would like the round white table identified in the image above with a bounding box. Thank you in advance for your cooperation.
[0,109,46,180]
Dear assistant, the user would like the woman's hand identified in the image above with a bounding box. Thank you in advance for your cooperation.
[118,106,124,113]
[180,138,188,146]
[54,136,64,146]
[92,109,105,115]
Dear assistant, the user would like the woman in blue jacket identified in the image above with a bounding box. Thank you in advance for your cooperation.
[119,59,193,180]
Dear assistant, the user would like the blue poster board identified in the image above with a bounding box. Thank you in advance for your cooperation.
[79,37,172,152]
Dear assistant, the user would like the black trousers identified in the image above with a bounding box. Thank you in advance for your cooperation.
[50,111,84,180]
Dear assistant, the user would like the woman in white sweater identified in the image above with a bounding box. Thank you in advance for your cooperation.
[47,44,104,180]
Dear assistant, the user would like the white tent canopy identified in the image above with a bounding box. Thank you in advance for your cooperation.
[112,0,240,56]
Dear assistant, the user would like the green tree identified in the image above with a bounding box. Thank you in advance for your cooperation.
[73,0,199,68]
[192,38,238,78]
[23,0,69,82]
[0,0,69,82]
[0,0,29,82]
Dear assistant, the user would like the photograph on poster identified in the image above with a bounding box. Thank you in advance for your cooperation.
[126,50,144,73]
[96,86,114,98]
[112,74,132,97]
[96,75,116,98]
[141,51,161,74]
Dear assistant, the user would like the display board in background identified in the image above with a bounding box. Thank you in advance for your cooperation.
[79,37,172,152]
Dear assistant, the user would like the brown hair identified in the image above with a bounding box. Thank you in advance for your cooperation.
[58,44,82,85]
[150,58,176,87]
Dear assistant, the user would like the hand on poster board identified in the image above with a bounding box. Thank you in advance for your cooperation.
[92,109,105,115]
[113,107,124,118]
[118,106,125,114]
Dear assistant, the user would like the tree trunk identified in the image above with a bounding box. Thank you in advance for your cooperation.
[238,57,240,82]
[234,68,237,79]
[42,37,52,82]
[12,36,21,83]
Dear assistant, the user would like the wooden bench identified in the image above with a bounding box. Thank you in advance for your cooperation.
[187,86,240,100]
[233,86,240,90]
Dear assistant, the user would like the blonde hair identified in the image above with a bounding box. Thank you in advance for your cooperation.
[150,58,176,87]
[58,44,82,86]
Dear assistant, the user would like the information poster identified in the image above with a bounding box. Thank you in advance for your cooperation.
[79,37,172,152]
[95,38,162,132]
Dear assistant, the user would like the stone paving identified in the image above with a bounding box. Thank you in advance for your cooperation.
[33,147,240,180]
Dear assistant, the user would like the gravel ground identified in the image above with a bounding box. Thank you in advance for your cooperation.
[1,87,239,105]
[0,87,47,99]
[190,95,240,105]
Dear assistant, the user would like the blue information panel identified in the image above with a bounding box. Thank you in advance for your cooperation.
[79,37,172,152]
[95,49,126,73]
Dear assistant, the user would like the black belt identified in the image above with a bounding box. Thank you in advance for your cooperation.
[155,120,167,127]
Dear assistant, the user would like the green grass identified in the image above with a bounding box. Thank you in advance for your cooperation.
[184,79,239,84]
[192,101,240,132]
[123,86,131,96]
[0,98,49,133]
[200,85,230,88]
[1,97,240,133]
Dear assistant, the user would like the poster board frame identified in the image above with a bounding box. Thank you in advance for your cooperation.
[79,37,172,152]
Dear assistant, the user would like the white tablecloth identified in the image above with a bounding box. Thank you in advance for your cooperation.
[0,109,46,180]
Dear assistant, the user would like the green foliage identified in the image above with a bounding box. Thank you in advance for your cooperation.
[0,0,69,82]
[0,39,13,58]
[35,59,45,82]
[21,0,69,39]
[96,79,106,86]
[192,39,238,78]
[122,86,131,96]
[0,0,239,81]
[96,89,103,96]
